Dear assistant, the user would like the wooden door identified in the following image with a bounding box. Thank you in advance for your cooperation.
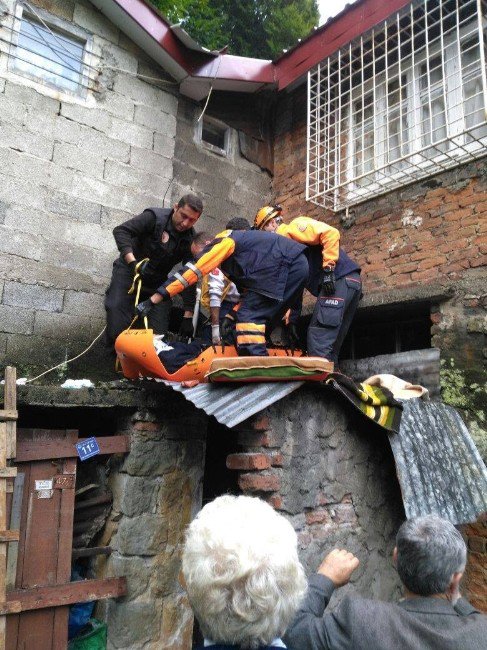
[6,429,77,650]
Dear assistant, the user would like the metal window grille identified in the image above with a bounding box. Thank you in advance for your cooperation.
[1,2,94,96]
[307,0,487,211]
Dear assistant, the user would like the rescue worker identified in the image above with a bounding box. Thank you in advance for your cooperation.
[136,227,309,356]
[199,217,251,344]
[254,205,362,363]
[104,194,204,347]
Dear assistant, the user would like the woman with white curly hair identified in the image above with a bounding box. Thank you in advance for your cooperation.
[181,494,307,649]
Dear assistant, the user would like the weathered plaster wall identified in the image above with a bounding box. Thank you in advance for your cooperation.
[273,84,487,461]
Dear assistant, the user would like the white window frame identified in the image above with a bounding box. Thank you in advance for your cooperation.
[7,2,93,98]
[196,115,230,157]
[307,0,487,211]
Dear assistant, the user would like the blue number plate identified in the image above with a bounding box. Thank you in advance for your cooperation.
[76,437,100,461]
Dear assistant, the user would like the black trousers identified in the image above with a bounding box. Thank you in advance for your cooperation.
[307,272,362,362]
[104,259,171,346]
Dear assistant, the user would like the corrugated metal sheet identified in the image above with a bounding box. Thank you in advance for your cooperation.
[389,400,487,525]
[158,380,304,428]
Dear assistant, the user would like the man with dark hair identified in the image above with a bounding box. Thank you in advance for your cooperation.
[136,228,309,356]
[284,515,487,650]
[104,194,204,346]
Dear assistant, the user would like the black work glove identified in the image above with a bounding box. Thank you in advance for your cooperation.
[137,260,149,279]
[320,267,336,296]
[283,323,300,352]
[136,299,154,318]
[128,260,137,275]
[220,315,236,346]
[178,317,194,340]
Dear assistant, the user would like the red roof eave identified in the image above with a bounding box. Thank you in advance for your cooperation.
[101,0,413,94]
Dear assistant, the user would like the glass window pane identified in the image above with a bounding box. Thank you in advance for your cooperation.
[201,120,227,150]
[420,58,447,152]
[12,15,84,93]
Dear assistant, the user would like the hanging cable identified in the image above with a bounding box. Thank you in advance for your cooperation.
[23,326,107,384]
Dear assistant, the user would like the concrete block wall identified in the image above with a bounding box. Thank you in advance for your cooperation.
[0,0,177,376]
[0,0,272,377]
[273,85,487,461]
[171,98,273,235]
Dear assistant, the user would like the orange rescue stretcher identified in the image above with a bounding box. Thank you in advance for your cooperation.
[115,328,334,384]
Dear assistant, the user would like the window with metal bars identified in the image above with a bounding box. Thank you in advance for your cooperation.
[7,3,91,96]
[307,0,487,211]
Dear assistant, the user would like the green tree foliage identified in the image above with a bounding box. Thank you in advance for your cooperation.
[150,0,319,58]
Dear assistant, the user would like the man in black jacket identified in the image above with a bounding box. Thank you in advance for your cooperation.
[104,194,203,346]
[284,515,487,650]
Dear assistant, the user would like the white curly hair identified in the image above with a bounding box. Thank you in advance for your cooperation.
[182,495,306,648]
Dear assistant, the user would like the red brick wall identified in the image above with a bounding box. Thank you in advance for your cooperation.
[273,88,487,295]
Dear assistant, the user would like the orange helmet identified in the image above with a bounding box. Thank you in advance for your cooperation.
[253,205,283,230]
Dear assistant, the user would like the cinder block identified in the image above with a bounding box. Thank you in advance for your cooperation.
[75,125,130,162]
[100,206,133,229]
[73,3,119,44]
[0,93,26,125]
[153,132,175,158]
[0,78,5,93]
[23,112,80,144]
[0,122,54,160]
[0,147,51,187]
[39,240,96,274]
[4,205,68,241]
[99,42,138,75]
[33,310,92,341]
[45,190,102,224]
[60,102,113,134]
[4,81,60,114]
[52,142,105,179]
[0,304,35,334]
[3,281,64,312]
[0,226,42,261]
[5,332,70,369]
[130,147,173,179]
[96,90,135,121]
[104,160,169,197]
[107,117,153,149]
[34,0,75,21]
[113,75,166,109]
[63,290,100,316]
[134,104,177,133]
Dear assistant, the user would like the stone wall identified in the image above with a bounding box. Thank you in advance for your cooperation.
[16,383,209,650]
[98,403,208,650]
[0,0,272,377]
[273,84,487,461]
[228,387,405,604]
[227,387,487,613]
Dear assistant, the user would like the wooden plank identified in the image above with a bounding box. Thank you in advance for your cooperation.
[0,472,16,481]
[0,534,19,544]
[0,414,17,424]
[71,546,112,559]
[6,473,23,591]
[0,370,9,650]
[5,577,127,613]
[0,604,20,616]
[4,368,17,461]
[15,435,130,462]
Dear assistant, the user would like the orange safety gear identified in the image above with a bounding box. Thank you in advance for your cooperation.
[276,216,340,269]
[254,205,283,230]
